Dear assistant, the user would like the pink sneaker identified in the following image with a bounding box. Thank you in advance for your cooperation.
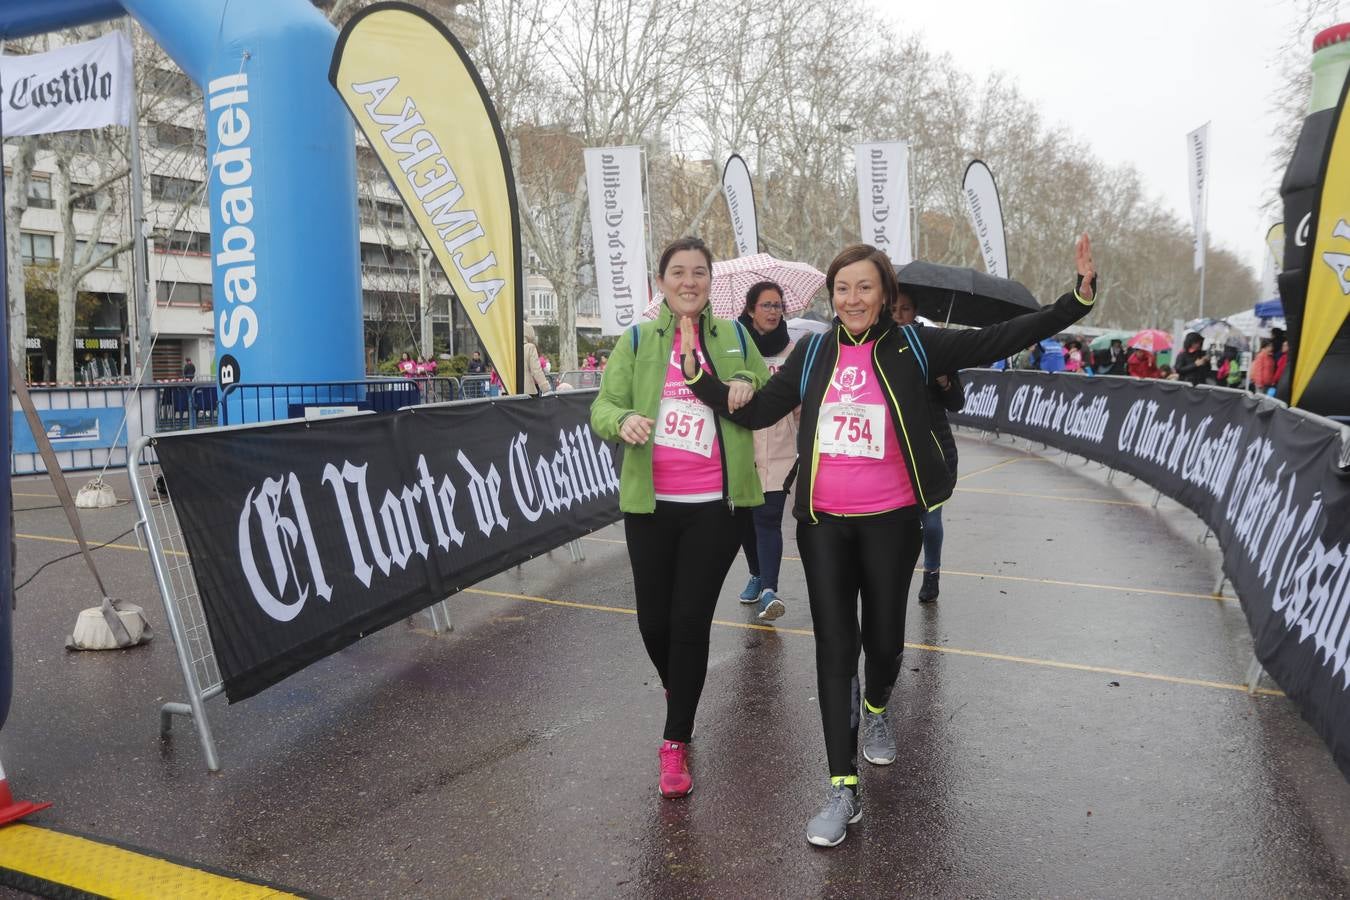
[659,740,692,798]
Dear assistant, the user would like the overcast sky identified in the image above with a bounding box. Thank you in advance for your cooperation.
[886,0,1305,276]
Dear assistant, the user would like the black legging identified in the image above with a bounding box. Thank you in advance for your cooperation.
[624,500,745,742]
[798,511,922,777]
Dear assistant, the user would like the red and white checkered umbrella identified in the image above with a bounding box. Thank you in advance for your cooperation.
[645,253,826,319]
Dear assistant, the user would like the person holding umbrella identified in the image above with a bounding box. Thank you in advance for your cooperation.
[734,280,799,621]
[590,237,770,801]
[1175,332,1213,386]
[679,235,1098,846]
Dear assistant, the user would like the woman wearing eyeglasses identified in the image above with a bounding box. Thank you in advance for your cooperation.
[734,281,799,621]
[590,236,771,800]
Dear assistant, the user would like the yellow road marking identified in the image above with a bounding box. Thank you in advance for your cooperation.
[0,824,304,899]
[579,536,1225,603]
[955,456,1024,481]
[462,588,1281,697]
[955,486,1149,508]
[13,492,55,499]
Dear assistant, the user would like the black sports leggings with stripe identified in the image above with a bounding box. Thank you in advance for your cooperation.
[624,500,745,743]
[798,510,922,778]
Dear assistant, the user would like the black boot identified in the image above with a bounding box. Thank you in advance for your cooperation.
[917,570,940,603]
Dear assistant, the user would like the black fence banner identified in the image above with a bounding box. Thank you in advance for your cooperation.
[950,369,1350,778]
[154,393,621,702]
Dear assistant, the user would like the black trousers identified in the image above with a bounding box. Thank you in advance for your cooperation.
[624,500,744,742]
[798,511,922,778]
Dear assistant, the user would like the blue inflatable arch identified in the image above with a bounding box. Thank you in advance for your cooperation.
[0,0,365,730]
[1,0,365,392]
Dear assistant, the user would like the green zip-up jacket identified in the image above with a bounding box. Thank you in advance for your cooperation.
[591,303,771,514]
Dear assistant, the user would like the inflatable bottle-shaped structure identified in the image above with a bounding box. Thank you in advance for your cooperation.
[1278,24,1350,415]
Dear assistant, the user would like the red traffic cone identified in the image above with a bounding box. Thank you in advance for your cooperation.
[0,758,49,825]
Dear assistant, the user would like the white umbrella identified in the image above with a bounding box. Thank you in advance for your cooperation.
[646,252,825,319]
[786,317,831,343]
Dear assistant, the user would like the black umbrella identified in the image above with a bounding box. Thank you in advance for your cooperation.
[895,261,1040,327]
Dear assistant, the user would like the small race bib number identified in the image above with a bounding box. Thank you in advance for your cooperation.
[655,397,715,457]
[818,401,885,458]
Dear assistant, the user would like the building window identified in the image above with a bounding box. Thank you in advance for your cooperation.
[154,229,209,255]
[145,67,197,99]
[156,281,213,310]
[19,232,55,265]
[360,242,415,272]
[3,174,53,209]
[527,290,557,318]
[75,240,119,269]
[359,198,409,230]
[153,123,202,150]
[150,174,203,206]
[69,182,115,212]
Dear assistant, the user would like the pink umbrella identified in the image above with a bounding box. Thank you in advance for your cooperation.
[646,253,825,319]
[1128,329,1172,354]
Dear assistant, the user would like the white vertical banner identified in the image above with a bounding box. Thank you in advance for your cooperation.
[961,159,1009,279]
[1261,222,1284,300]
[0,32,134,137]
[721,153,758,257]
[1186,123,1210,273]
[584,146,647,336]
[854,141,912,266]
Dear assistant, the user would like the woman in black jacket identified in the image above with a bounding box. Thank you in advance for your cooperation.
[679,237,1097,847]
[892,292,963,603]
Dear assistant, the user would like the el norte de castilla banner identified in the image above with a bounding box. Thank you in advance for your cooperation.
[154,393,623,702]
[330,3,522,393]
[961,159,1009,279]
[949,369,1350,779]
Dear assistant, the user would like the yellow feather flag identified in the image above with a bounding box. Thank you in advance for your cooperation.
[330,3,521,393]
[1294,81,1350,408]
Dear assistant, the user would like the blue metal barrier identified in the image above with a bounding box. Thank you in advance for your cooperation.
[219,377,460,425]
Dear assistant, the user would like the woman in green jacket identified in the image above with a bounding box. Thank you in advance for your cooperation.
[590,236,770,800]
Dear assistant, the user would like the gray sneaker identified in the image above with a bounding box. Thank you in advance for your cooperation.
[806,783,862,847]
[755,589,786,621]
[861,707,896,765]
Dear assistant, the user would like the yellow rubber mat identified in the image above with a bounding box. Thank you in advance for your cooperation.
[0,824,308,899]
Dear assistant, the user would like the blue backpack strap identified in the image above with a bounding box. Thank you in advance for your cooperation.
[799,332,826,399]
[630,324,640,353]
[902,324,929,382]
[733,320,748,358]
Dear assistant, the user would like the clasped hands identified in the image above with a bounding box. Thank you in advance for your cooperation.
[679,315,754,411]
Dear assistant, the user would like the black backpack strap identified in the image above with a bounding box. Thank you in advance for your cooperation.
[901,325,930,382]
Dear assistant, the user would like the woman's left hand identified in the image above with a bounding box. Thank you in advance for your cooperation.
[725,380,754,411]
[678,316,699,379]
[1076,233,1096,301]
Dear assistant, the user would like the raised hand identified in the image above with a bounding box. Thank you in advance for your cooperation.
[679,315,699,379]
[1076,233,1096,301]
[619,414,654,445]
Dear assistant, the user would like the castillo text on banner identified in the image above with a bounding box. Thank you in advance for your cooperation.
[721,153,758,257]
[330,3,522,393]
[154,392,623,702]
[584,146,647,336]
[1186,123,1210,273]
[0,31,132,137]
[854,141,911,267]
[961,159,1009,279]
[949,368,1350,780]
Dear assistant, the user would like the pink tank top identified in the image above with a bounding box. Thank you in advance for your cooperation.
[651,330,723,501]
[811,339,916,514]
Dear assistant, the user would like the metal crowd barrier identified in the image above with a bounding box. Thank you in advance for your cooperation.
[459,374,493,398]
[155,382,220,432]
[557,369,603,390]
[218,376,460,425]
[128,424,457,772]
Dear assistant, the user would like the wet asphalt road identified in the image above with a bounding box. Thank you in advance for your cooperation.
[3,431,1349,898]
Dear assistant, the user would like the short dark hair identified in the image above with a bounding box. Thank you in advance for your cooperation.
[743,280,783,315]
[1184,331,1203,350]
[658,236,713,276]
[827,244,898,308]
